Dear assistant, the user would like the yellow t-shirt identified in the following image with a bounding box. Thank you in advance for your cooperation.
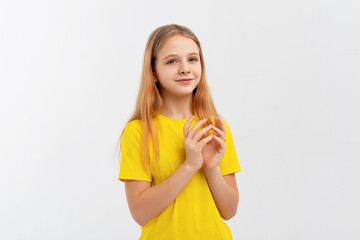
[119,113,241,240]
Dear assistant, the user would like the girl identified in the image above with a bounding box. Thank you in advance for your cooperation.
[117,24,241,240]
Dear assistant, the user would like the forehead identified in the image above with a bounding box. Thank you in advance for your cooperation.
[157,35,199,56]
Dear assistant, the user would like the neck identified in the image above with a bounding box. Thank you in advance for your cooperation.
[159,93,194,119]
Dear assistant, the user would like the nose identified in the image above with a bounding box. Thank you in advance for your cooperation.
[179,61,190,74]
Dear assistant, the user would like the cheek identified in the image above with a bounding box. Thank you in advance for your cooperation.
[155,69,167,80]
[195,65,202,76]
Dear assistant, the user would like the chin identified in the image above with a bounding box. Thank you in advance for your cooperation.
[173,91,195,97]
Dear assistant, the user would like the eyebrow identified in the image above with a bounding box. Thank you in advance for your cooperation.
[162,52,199,60]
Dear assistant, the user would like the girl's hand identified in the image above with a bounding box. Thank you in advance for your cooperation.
[202,117,226,172]
[183,117,214,171]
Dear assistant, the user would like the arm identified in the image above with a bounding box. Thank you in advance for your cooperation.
[125,117,213,226]
[202,117,239,220]
[203,169,239,220]
[125,162,198,226]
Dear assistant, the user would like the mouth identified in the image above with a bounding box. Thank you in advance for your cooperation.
[176,78,193,82]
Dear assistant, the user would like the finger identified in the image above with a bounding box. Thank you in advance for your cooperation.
[188,118,208,139]
[210,125,225,140]
[193,124,212,142]
[212,135,226,151]
[183,116,195,137]
[216,117,226,135]
[198,134,214,148]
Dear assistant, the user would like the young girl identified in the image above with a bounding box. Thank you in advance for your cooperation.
[117,24,241,240]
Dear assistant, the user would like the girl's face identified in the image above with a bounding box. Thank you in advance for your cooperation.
[153,35,201,98]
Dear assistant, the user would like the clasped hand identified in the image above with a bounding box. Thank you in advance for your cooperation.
[183,116,226,172]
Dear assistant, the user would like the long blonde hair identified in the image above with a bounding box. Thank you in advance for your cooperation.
[116,24,219,174]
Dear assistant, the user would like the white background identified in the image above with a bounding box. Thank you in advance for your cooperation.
[1,0,359,239]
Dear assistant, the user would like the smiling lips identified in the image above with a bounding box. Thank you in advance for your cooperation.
[176,78,193,82]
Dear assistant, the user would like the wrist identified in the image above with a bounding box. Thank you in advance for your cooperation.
[183,159,201,174]
[203,165,221,176]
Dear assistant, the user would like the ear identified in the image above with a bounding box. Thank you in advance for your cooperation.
[153,70,158,82]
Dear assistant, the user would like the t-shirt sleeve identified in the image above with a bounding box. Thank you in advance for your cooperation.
[218,119,241,176]
[118,121,152,182]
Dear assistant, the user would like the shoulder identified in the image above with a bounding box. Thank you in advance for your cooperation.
[126,119,142,129]
[123,119,143,135]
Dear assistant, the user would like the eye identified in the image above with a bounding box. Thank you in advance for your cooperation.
[189,58,198,62]
[167,59,176,64]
